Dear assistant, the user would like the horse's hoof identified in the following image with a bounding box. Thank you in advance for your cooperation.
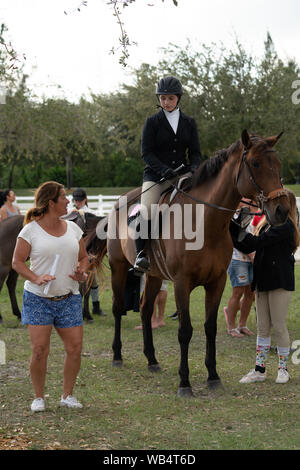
[148,363,161,373]
[112,360,123,368]
[207,379,223,390]
[177,387,194,398]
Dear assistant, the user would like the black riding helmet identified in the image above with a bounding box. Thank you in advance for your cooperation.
[72,188,87,201]
[156,76,183,105]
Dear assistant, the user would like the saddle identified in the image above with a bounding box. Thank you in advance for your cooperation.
[62,210,86,232]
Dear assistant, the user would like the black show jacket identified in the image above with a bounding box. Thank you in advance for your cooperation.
[141,109,202,182]
[230,218,295,292]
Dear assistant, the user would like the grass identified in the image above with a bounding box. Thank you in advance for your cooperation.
[0,264,300,450]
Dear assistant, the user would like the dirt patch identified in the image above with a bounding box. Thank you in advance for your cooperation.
[0,434,32,450]
[0,363,29,383]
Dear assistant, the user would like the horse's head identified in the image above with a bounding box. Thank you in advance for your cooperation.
[235,129,290,226]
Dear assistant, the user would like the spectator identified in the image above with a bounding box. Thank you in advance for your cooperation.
[72,188,106,317]
[12,181,89,411]
[135,275,168,329]
[0,189,21,220]
[230,189,299,384]
[224,200,256,337]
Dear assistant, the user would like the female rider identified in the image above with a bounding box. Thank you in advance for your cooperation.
[134,76,202,273]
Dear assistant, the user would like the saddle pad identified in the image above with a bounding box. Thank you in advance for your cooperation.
[127,203,141,226]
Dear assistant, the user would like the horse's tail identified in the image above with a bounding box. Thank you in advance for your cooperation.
[85,228,108,288]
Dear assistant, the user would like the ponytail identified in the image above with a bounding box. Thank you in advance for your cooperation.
[24,206,48,225]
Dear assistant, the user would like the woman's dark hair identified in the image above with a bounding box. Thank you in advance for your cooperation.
[0,189,10,208]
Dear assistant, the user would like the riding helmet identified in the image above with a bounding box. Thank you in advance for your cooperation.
[156,76,183,96]
[72,188,87,201]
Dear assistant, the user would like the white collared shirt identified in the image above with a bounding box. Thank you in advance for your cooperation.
[163,107,180,134]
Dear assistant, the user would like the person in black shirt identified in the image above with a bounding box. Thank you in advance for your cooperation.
[230,189,299,384]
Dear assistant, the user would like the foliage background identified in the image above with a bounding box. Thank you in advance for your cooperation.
[1,26,300,190]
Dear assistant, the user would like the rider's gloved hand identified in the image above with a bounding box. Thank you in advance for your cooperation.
[161,167,177,180]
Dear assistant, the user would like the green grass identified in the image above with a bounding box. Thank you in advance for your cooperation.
[0,266,300,450]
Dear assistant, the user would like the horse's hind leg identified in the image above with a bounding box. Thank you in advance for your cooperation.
[174,281,194,398]
[140,276,162,372]
[204,274,227,389]
[111,259,130,367]
[6,269,21,319]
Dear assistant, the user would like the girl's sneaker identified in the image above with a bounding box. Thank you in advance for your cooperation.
[239,369,266,383]
[31,397,45,412]
[275,369,290,384]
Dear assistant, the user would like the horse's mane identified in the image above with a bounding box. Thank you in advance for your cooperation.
[192,140,241,188]
[191,134,269,188]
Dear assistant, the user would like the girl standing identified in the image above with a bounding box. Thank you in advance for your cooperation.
[230,189,299,384]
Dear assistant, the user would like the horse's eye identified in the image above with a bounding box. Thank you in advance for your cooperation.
[251,161,259,168]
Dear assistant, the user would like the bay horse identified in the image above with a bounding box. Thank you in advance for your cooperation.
[0,215,24,322]
[96,129,290,397]
[0,211,106,323]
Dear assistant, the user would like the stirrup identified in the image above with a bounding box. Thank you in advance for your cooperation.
[133,251,150,274]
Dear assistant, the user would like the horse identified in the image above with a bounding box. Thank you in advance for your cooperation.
[0,215,24,322]
[0,211,106,323]
[94,129,291,397]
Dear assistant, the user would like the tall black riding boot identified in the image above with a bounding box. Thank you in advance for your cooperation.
[92,301,107,316]
[133,219,150,274]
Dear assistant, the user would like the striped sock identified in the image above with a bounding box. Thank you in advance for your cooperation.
[277,346,290,370]
[255,336,271,372]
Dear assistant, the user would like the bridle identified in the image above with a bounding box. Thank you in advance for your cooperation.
[235,147,288,211]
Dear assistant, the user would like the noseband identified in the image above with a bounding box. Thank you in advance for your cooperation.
[236,148,288,210]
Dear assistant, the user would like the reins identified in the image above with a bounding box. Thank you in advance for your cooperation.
[115,145,287,217]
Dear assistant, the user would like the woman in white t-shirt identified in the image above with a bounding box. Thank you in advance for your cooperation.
[12,181,89,412]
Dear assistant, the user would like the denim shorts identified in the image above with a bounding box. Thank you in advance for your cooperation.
[21,290,83,328]
[227,259,253,287]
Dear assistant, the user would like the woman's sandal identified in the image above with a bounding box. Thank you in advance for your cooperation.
[238,326,254,336]
[227,328,244,338]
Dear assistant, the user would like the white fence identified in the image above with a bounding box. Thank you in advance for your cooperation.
[15,195,300,260]
[16,194,120,217]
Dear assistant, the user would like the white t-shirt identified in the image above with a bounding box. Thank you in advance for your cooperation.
[232,218,254,262]
[18,220,83,297]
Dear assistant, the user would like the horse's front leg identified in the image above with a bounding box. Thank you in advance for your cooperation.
[204,273,227,388]
[140,276,162,372]
[79,282,93,322]
[174,282,193,398]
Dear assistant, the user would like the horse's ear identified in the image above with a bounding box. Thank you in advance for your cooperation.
[265,131,284,147]
[241,129,252,150]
